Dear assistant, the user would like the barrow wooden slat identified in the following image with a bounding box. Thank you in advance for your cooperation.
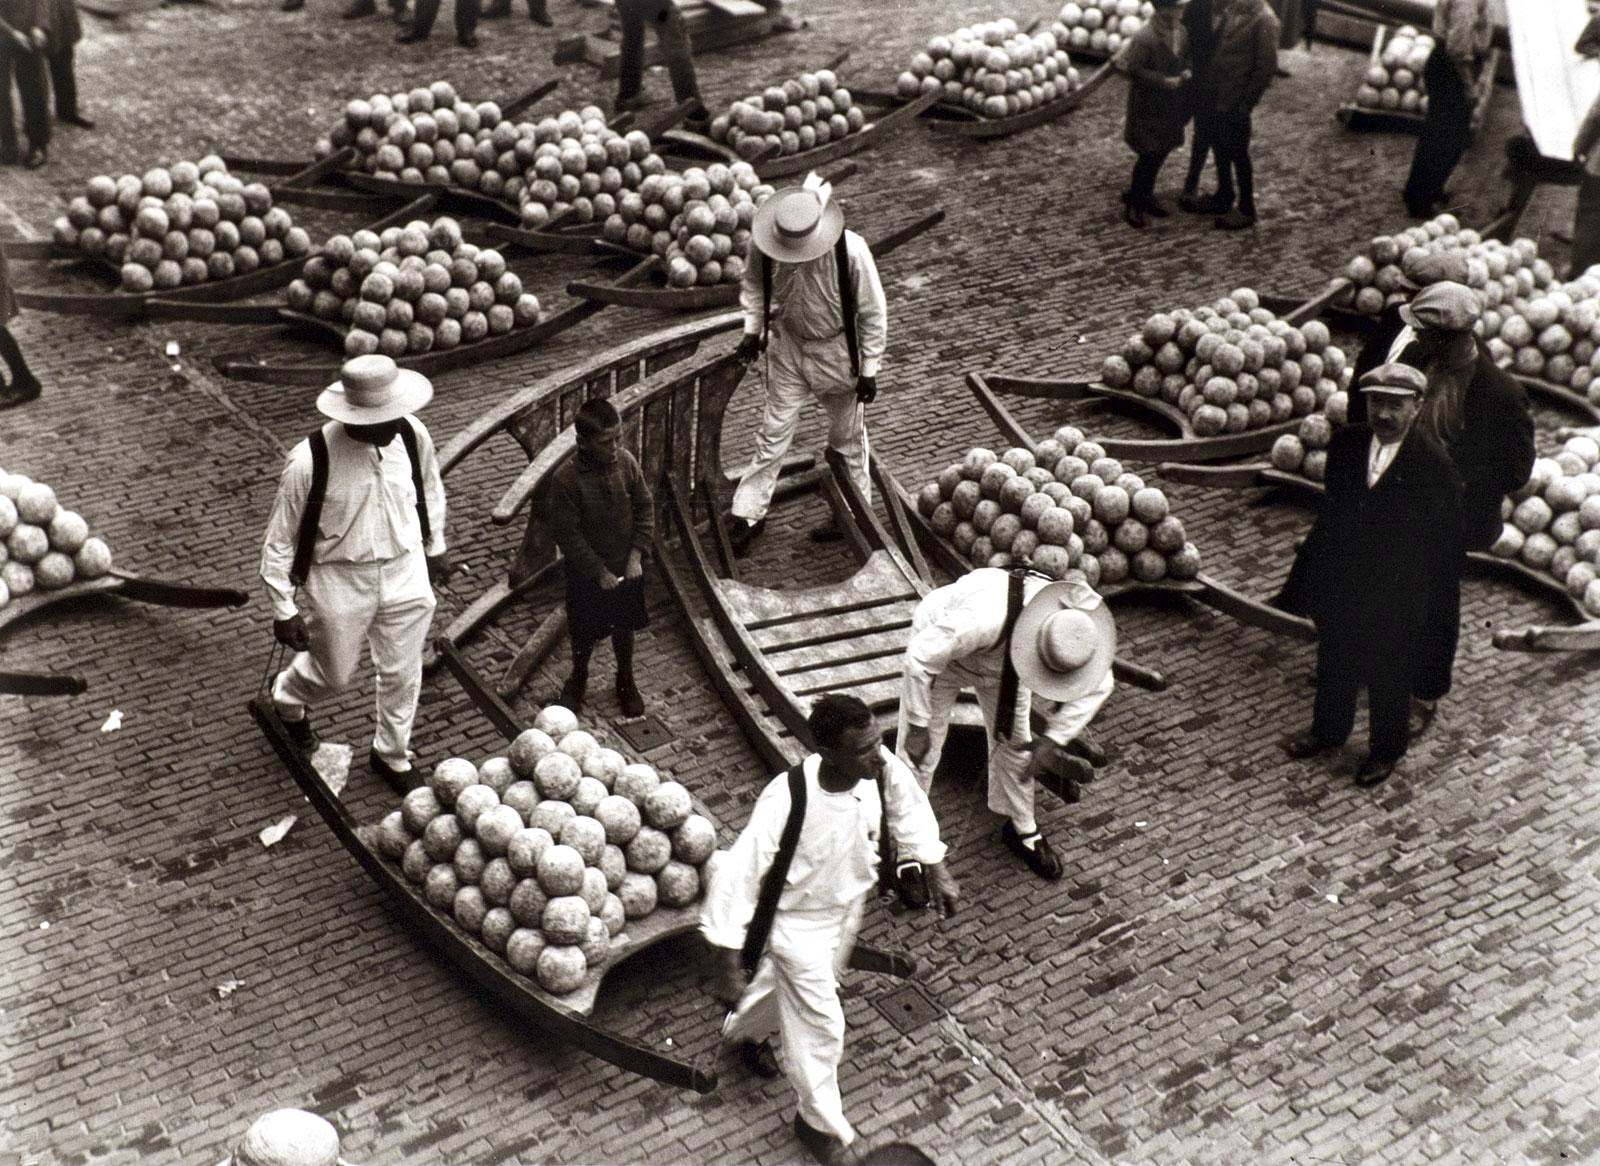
[144,300,292,325]
[782,653,909,697]
[482,221,641,258]
[749,600,916,653]
[760,619,918,662]
[344,173,520,224]
[248,693,720,1093]
[719,552,918,628]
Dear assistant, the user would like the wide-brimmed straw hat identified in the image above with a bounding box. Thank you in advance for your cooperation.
[222,1109,345,1166]
[316,354,433,425]
[1010,575,1117,703]
[750,172,845,264]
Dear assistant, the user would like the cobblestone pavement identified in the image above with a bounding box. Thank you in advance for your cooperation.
[3,1,1599,1163]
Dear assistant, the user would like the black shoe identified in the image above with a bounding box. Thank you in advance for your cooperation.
[396,24,429,41]
[1065,730,1107,769]
[792,1115,850,1165]
[1215,208,1257,231]
[1034,752,1093,804]
[282,715,318,754]
[1143,196,1172,218]
[341,0,375,15]
[1407,698,1438,741]
[1185,191,1232,215]
[370,749,421,795]
[60,113,94,129]
[894,861,929,910]
[738,1039,780,1079]
[808,522,845,544]
[0,376,41,410]
[280,0,304,10]
[528,0,550,23]
[1354,755,1396,788]
[1000,821,1062,881]
[457,30,478,46]
[480,0,508,14]
[728,517,766,557]
[1122,201,1148,229]
[616,675,644,718]
[613,94,650,115]
[0,146,17,165]
[23,147,46,170]
[1281,730,1335,760]
[559,674,586,716]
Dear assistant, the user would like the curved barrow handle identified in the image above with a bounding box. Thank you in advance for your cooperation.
[1492,622,1600,654]
[110,571,250,610]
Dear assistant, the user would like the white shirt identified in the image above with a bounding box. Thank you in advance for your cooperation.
[739,229,888,378]
[699,749,946,951]
[260,418,447,620]
[1368,435,1402,487]
[902,568,1112,747]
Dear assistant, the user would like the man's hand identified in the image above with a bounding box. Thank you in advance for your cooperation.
[734,333,762,365]
[924,861,961,917]
[29,25,46,51]
[598,569,621,591]
[426,554,454,587]
[854,375,877,405]
[624,550,644,581]
[274,615,312,652]
[902,724,931,766]
[7,26,30,52]
[709,945,748,1010]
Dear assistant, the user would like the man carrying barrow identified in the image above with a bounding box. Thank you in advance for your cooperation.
[727,171,887,553]
[896,567,1117,882]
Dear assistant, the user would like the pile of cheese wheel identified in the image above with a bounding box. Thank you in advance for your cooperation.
[373,704,719,996]
[1339,214,1527,318]
[1267,398,1353,483]
[602,161,772,288]
[896,19,1081,119]
[1353,26,1434,116]
[0,468,113,608]
[1490,433,1600,618]
[706,67,866,162]
[917,438,1201,587]
[52,157,313,292]
[1052,0,1152,58]
[1100,288,1353,437]
[286,215,541,358]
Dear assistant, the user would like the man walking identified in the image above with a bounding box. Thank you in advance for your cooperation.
[540,398,653,718]
[1343,280,1534,737]
[704,693,959,1166]
[1280,364,1462,787]
[897,568,1116,882]
[614,0,708,129]
[260,355,450,792]
[728,172,887,552]
[1402,0,1491,217]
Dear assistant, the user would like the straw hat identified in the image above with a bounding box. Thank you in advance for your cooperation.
[1009,575,1117,703]
[225,1109,342,1166]
[750,172,845,264]
[316,355,433,425]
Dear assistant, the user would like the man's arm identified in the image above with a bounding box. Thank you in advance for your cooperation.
[1033,664,1115,748]
[415,420,448,558]
[847,232,888,379]
[880,750,959,915]
[1577,94,1600,166]
[260,446,312,622]
[738,247,766,341]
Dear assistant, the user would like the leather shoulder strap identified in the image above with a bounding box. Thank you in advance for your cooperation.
[740,761,809,977]
[396,416,432,546]
[760,251,773,352]
[994,571,1027,742]
[836,233,860,378]
[290,426,331,589]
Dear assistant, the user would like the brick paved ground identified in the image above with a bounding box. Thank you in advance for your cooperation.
[3,2,1599,1163]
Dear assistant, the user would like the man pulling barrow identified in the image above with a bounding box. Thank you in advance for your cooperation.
[897,567,1117,882]
[727,171,887,553]
[259,355,452,792]
[704,693,959,1165]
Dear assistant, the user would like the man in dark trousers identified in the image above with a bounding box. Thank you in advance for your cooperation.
[395,0,480,46]
[0,0,50,168]
[1177,0,1221,212]
[1346,279,1535,737]
[1402,0,1491,217]
[1281,363,1462,788]
[542,398,654,718]
[614,0,709,130]
[1186,0,1279,230]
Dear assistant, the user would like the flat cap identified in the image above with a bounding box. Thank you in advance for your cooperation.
[1358,361,1429,396]
[1399,281,1481,332]
[1397,249,1471,290]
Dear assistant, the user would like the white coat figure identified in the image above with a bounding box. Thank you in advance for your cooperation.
[259,356,449,783]
[702,697,958,1162]
[728,173,887,545]
[896,568,1116,881]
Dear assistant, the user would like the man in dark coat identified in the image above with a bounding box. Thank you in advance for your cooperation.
[0,0,50,168]
[1402,0,1491,217]
[1118,0,1191,229]
[1185,0,1279,230]
[1347,279,1535,736]
[1281,363,1463,787]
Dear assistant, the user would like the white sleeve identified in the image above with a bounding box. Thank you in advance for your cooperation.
[259,445,312,622]
[699,774,791,952]
[879,749,947,865]
[902,585,1000,727]
[1037,667,1114,747]
[739,247,766,337]
[415,420,448,557]
[847,232,888,378]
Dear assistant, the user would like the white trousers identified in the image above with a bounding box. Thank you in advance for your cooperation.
[894,666,1110,835]
[731,329,870,522]
[273,548,436,769]
[722,898,865,1145]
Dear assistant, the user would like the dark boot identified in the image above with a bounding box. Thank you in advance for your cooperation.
[0,374,41,410]
[616,673,644,717]
[527,0,550,23]
[341,0,376,16]
[559,671,587,715]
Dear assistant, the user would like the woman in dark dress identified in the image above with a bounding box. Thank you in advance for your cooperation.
[1118,0,1191,229]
